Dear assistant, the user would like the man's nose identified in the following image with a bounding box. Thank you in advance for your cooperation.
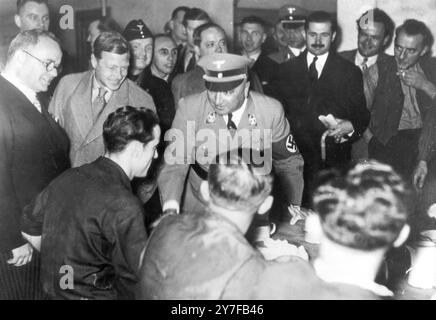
[399,48,407,59]
[213,92,223,105]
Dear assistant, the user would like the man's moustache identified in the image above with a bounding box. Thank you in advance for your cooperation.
[311,44,325,49]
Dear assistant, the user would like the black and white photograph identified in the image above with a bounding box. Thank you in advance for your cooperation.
[0,0,436,303]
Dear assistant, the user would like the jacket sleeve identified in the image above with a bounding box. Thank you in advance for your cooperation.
[0,110,26,252]
[270,102,304,205]
[418,100,436,162]
[48,77,66,127]
[21,188,47,236]
[110,199,148,299]
[157,97,192,208]
[345,66,370,137]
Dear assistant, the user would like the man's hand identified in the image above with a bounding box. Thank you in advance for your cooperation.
[327,119,354,143]
[7,243,33,267]
[399,69,436,96]
[288,205,314,225]
[21,232,41,252]
[413,160,428,189]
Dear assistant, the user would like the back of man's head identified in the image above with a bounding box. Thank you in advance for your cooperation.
[171,6,189,20]
[313,161,410,251]
[103,106,159,154]
[183,7,210,26]
[93,31,130,60]
[208,149,273,214]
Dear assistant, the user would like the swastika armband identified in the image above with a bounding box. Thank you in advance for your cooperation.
[272,133,300,159]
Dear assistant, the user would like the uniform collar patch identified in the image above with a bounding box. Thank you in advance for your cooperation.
[248,114,257,126]
[206,111,216,124]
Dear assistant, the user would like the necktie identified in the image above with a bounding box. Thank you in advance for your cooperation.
[361,57,368,72]
[92,87,107,121]
[186,53,196,72]
[309,56,318,83]
[227,113,237,131]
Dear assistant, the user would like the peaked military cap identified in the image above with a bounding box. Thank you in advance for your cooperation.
[279,5,309,28]
[198,53,251,92]
[123,19,152,41]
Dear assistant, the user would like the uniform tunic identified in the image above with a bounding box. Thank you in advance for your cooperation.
[158,90,304,214]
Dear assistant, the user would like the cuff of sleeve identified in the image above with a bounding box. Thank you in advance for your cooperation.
[162,200,180,214]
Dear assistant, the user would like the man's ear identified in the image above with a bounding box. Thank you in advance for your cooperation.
[244,80,250,98]
[91,54,97,69]
[200,181,210,202]
[420,45,430,57]
[168,20,175,32]
[14,14,22,29]
[193,45,201,58]
[332,31,337,43]
[393,224,410,248]
[261,32,267,44]
[258,195,273,215]
[382,35,390,47]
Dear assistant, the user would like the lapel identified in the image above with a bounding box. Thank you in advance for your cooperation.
[0,76,48,134]
[317,52,335,84]
[68,71,94,139]
[82,78,130,146]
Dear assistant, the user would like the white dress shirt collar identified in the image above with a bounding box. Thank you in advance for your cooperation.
[245,50,261,62]
[355,51,378,70]
[92,74,112,102]
[313,259,394,297]
[289,45,305,57]
[224,98,248,128]
[1,71,40,112]
[306,51,329,79]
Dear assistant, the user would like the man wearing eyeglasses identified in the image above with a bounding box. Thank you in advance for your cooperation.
[0,30,70,299]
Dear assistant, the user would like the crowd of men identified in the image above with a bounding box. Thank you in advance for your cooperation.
[0,0,436,300]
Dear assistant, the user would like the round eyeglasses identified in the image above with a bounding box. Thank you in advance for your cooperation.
[22,50,62,73]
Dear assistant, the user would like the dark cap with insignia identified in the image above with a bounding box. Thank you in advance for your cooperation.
[198,53,251,92]
[123,19,152,41]
[278,5,309,29]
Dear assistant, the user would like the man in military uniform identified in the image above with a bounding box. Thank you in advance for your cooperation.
[158,53,304,233]
[268,5,309,64]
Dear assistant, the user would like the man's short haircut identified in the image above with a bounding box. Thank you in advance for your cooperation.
[313,161,410,251]
[183,7,210,27]
[93,16,123,34]
[396,19,434,49]
[16,0,48,14]
[193,22,225,47]
[7,29,59,62]
[153,33,176,49]
[305,11,337,34]
[103,106,159,154]
[356,9,395,42]
[171,6,189,20]
[93,31,130,60]
[240,15,266,32]
[208,149,273,213]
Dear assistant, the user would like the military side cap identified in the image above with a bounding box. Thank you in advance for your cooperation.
[279,5,309,27]
[123,19,152,41]
[198,53,251,92]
